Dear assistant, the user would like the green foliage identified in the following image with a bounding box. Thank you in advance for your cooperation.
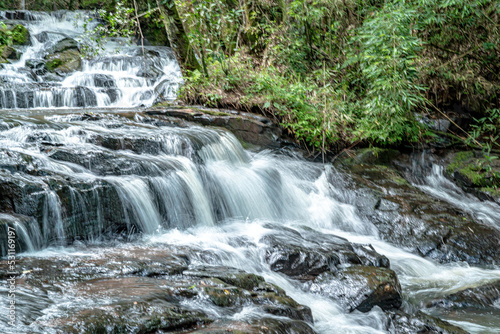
[0,22,12,46]
[180,52,351,150]
[345,2,426,144]
[10,24,30,45]
[0,23,29,47]
[176,0,498,153]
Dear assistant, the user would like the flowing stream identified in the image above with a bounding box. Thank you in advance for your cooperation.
[1,10,500,334]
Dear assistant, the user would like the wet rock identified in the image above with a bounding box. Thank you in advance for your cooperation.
[43,298,212,334]
[93,73,116,88]
[0,45,21,61]
[0,168,146,254]
[10,24,31,45]
[48,148,163,176]
[262,228,389,280]
[192,318,316,334]
[444,151,500,203]
[1,250,313,334]
[46,37,79,54]
[148,106,283,148]
[89,132,192,156]
[15,89,35,108]
[137,65,164,79]
[44,49,82,75]
[183,266,313,323]
[0,172,45,217]
[102,88,120,103]
[338,157,500,266]
[73,86,96,106]
[41,72,62,82]
[183,266,265,291]
[0,246,190,280]
[26,58,47,76]
[387,310,469,334]
[0,213,39,255]
[34,31,67,43]
[17,67,38,81]
[306,266,402,312]
[427,280,500,310]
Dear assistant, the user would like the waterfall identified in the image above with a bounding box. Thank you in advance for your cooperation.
[0,10,182,109]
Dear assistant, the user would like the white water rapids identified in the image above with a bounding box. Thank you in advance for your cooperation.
[0,109,499,333]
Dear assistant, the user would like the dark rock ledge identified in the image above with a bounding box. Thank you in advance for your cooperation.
[146,105,284,148]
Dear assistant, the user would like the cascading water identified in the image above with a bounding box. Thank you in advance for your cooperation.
[1,10,500,334]
[1,109,500,333]
[408,153,500,230]
[0,10,182,109]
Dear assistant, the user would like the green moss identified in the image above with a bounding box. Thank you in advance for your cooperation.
[480,187,500,199]
[153,101,175,108]
[446,151,474,174]
[446,151,500,188]
[459,165,486,186]
[204,286,243,307]
[11,25,30,45]
[44,49,81,73]
[45,58,63,71]
[392,175,410,186]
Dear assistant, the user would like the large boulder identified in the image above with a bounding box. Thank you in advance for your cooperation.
[147,106,284,148]
[46,37,79,54]
[0,45,21,62]
[306,266,402,312]
[44,49,81,75]
[10,24,31,45]
[262,227,389,280]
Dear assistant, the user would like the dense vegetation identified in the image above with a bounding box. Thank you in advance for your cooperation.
[2,0,499,156]
[172,0,499,154]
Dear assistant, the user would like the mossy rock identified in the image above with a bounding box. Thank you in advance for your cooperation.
[445,151,500,191]
[44,49,81,75]
[308,266,402,312]
[342,147,401,167]
[0,45,20,60]
[11,24,30,46]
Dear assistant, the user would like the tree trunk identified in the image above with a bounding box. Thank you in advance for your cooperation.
[156,0,202,74]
